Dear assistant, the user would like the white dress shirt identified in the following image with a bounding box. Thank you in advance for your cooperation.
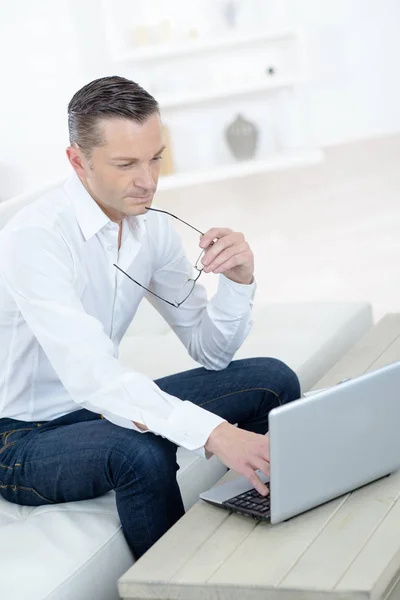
[0,173,256,455]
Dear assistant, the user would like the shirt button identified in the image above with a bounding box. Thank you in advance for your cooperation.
[107,245,113,252]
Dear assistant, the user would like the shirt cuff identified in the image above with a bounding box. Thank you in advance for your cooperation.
[166,400,226,455]
[212,274,256,316]
[104,408,225,459]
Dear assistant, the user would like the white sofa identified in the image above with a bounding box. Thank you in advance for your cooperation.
[0,187,373,600]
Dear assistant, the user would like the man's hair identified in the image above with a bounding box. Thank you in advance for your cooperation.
[67,76,159,155]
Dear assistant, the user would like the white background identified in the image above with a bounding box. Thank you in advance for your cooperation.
[0,0,399,198]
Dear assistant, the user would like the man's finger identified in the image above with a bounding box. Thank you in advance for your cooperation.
[200,228,233,249]
[253,457,271,478]
[211,252,250,275]
[203,242,248,273]
[201,233,239,266]
[245,468,269,496]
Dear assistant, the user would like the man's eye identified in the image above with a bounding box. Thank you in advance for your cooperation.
[152,156,163,162]
[118,164,132,169]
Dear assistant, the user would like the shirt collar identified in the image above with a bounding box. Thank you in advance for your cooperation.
[63,172,147,241]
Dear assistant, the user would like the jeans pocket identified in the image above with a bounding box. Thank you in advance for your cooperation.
[0,428,35,454]
[0,428,55,506]
[0,481,55,505]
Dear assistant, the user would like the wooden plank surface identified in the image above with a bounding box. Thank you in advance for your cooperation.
[279,472,400,591]
[274,316,400,596]
[335,494,400,599]
[121,583,368,600]
[119,314,400,600]
[119,502,229,587]
[311,314,400,390]
[207,497,347,587]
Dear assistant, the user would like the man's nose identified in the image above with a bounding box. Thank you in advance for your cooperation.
[134,164,156,192]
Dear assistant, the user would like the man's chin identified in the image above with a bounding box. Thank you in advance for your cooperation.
[124,199,153,215]
[133,204,149,215]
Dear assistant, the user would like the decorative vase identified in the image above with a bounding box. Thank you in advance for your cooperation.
[221,0,239,29]
[225,114,259,161]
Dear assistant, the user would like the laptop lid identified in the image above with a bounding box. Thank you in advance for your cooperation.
[268,361,400,524]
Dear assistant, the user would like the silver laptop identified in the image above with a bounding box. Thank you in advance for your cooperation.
[200,361,400,523]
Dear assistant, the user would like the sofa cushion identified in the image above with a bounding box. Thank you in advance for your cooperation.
[0,181,61,231]
[120,300,373,392]
[0,300,372,600]
[0,447,226,600]
[0,190,374,600]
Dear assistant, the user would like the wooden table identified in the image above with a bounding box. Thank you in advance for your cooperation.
[119,314,400,600]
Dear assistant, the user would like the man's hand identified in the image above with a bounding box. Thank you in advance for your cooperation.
[205,422,270,496]
[199,228,254,286]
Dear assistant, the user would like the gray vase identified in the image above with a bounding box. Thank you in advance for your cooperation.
[225,114,259,161]
[222,0,239,28]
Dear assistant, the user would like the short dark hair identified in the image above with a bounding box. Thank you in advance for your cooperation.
[67,76,159,154]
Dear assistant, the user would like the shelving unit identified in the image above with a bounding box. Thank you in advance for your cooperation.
[102,1,322,192]
[117,28,298,63]
[157,76,303,110]
[158,149,324,191]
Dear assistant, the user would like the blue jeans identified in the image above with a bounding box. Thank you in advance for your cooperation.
[0,358,299,558]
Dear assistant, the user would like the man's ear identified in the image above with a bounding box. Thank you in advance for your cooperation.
[66,145,87,177]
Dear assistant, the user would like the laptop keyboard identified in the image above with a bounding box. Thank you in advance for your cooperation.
[223,487,271,520]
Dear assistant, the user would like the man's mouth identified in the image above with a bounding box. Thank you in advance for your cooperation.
[127,196,152,203]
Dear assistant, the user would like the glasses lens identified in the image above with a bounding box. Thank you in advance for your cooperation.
[176,279,196,305]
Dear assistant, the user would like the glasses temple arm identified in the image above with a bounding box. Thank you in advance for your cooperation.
[113,264,178,308]
[144,206,204,236]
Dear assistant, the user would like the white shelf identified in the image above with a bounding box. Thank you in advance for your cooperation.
[158,76,301,110]
[116,28,298,63]
[157,150,324,191]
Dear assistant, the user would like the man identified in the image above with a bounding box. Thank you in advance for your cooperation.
[0,76,299,558]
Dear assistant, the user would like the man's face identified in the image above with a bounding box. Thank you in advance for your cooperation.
[67,113,164,221]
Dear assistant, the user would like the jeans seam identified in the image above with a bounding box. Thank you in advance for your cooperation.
[111,447,154,549]
[0,463,18,471]
[2,428,35,443]
[0,483,55,504]
[198,387,281,408]
[19,446,114,467]
[1,428,36,455]
[0,428,36,456]
[0,441,17,455]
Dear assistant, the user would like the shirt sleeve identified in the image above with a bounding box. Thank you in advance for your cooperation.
[0,224,225,455]
[145,216,256,371]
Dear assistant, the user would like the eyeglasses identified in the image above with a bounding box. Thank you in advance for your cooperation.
[113,206,207,308]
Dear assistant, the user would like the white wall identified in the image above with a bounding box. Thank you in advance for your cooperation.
[287,0,400,146]
[0,0,111,200]
[0,0,399,199]
[0,0,77,199]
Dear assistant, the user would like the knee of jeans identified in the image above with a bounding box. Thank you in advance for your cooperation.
[248,357,301,404]
[109,432,179,489]
[272,358,301,404]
